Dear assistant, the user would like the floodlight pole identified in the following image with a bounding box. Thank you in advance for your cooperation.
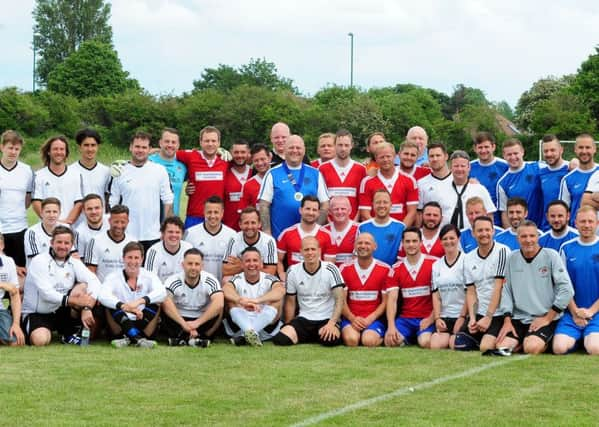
[348,32,354,87]
[32,37,36,92]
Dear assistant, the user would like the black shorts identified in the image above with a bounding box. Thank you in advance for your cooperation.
[459,314,504,342]
[3,229,26,267]
[161,313,221,339]
[288,316,341,346]
[435,317,459,334]
[506,319,558,345]
[22,307,80,339]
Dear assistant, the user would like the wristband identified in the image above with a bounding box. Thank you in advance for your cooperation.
[82,306,92,311]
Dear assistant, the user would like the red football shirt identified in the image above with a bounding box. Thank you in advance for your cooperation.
[359,169,419,222]
[398,230,445,259]
[319,160,366,219]
[239,175,263,211]
[223,165,252,230]
[324,221,359,266]
[277,224,337,267]
[386,255,435,318]
[341,260,390,318]
[176,150,228,217]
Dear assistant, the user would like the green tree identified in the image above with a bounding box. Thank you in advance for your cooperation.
[33,0,113,85]
[494,100,515,122]
[193,58,297,94]
[47,40,138,99]
[446,84,489,118]
[529,90,596,138]
[515,75,572,132]
[571,46,599,122]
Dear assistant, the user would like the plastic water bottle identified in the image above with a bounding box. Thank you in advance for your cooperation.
[81,327,90,347]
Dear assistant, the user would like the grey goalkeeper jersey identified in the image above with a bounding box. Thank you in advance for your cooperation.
[502,248,574,324]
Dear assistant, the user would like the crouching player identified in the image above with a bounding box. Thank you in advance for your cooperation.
[430,225,467,350]
[340,233,389,347]
[385,227,436,348]
[98,242,166,348]
[22,226,100,346]
[161,248,224,347]
[273,236,345,346]
[497,220,573,354]
[223,247,285,346]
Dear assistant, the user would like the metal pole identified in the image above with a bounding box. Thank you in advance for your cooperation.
[348,32,354,87]
[32,37,36,92]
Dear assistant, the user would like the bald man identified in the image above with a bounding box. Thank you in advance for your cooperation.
[269,122,310,167]
[258,135,329,238]
[340,233,389,347]
[406,126,429,167]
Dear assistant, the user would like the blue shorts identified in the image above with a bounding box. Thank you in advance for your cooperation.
[555,312,599,341]
[394,317,435,344]
[341,318,386,337]
[184,216,204,229]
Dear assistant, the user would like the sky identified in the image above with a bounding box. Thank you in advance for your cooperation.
[1,0,599,107]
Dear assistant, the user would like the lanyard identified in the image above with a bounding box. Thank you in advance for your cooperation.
[282,162,305,193]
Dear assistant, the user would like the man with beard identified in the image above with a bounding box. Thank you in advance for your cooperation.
[385,227,436,348]
[397,141,430,181]
[456,216,509,352]
[32,135,83,225]
[276,196,336,281]
[496,197,529,251]
[497,138,543,228]
[319,130,366,220]
[85,205,136,282]
[324,197,359,266]
[222,207,278,278]
[399,201,444,259]
[240,144,271,210]
[359,142,418,226]
[538,200,578,251]
[538,135,570,231]
[109,132,174,253]
[469,132,508,226]
[460,197,503,254]
[223,140,252,230]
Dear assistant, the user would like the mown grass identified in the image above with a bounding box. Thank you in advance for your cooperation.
[2,343,597,426]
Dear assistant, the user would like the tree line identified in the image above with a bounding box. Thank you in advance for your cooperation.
[2,0,598,158]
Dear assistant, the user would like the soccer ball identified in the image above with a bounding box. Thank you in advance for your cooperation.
[110,160,128,177]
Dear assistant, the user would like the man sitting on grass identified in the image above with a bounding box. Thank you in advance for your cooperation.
[22,226,99,346]
[223,247,285,346]
[99,241,166,349]
[161,248,224,348]
[273,236,345,347]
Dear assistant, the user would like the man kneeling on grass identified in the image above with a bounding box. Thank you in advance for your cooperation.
[22,226,100,346]
[98,241,166,349]
[272,236,345,346]
[496,220,573,354]
[161,248,224,348]
[223,247,285,346]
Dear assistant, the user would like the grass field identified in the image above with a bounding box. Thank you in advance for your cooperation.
[3,342,598,426]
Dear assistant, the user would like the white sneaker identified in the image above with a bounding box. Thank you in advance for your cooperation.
[135,337,157,349]
[111,336,131,348]
[244,329,262,347]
